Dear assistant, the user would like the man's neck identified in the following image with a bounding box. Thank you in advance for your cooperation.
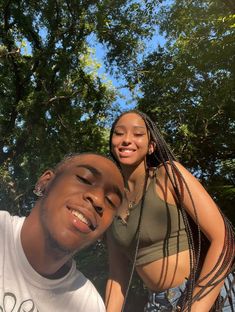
[21,211,72,279]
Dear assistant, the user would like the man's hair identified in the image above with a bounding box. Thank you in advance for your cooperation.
[54,152,120,174]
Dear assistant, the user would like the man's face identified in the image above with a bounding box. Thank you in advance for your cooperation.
[38,154,125,254]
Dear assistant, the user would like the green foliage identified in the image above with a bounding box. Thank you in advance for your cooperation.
[0,0,160,214]
[135,0,235,221]
[1,1,234,304]
[95,0,159,74]
[77,240,147,312]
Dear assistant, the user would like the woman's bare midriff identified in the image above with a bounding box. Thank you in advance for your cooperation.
[136,249,191,292]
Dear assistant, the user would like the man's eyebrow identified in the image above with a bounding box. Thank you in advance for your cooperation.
[76,164,124,203]
[76,164,102,177]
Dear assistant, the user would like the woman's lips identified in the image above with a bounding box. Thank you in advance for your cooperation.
[118,147,136,157]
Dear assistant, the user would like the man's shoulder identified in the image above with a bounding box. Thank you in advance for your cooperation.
[0,210,23,229]
[70,268,105,311]
[71,267,97,291]
[0,210,20,220]
[0,210,11,223]
[0,210,10,216]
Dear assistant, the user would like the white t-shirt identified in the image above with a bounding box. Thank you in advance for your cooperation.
[0,211,105,312]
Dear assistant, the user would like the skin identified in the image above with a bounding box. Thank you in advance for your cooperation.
[106,113,229,312]
[21,154,125,279]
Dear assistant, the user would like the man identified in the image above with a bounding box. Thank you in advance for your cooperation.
[0,153,125,311]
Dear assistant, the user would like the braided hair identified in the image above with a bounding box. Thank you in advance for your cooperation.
[109,109,235,311]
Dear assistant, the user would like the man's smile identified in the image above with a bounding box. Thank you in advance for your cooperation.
[67,206,97,233]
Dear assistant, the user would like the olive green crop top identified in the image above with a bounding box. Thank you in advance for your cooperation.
[110,173,189,266]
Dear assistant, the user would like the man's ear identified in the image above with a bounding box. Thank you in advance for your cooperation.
[148,141,156,155]
[35,170,55,195]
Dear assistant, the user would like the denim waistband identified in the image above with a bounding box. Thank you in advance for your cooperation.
[144,280,187,312]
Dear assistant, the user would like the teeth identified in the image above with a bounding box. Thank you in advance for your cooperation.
[120,148,133,152]
[71,210,89,225]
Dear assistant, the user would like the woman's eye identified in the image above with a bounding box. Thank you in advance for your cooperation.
[134,133,145,137]
[76,175,92,185]
[113,131,124,136]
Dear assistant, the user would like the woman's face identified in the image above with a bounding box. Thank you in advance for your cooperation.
[111,112,152,168]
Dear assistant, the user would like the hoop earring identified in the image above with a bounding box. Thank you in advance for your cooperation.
[33,188,43,197]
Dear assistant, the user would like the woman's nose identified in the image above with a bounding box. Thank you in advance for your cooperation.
[122,133,132,144]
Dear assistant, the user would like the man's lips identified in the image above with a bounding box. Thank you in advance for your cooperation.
[67,206,97,231]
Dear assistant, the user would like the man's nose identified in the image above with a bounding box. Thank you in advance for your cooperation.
[84,189,104,216]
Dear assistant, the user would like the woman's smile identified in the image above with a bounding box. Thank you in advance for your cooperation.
[118,147,136,157]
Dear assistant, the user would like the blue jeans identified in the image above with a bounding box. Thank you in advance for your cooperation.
[144,281,186,312]
[144,276,235,312]
[220,274,235,312]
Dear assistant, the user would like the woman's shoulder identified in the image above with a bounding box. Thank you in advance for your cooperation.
[150,160,181,176]
[151,161,194,194]
[154,161,191,177]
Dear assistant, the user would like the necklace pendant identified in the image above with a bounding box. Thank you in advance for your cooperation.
[120,218,127,225]
[129,201,134,209]
[119,208,130,225]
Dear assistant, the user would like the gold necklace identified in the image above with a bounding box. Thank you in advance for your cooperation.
[128,201,135,209]
[119,206,130,225]
[126,177,146,210]
[118,175,148,225]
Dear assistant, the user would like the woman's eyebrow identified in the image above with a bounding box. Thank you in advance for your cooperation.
[115,125,146,130]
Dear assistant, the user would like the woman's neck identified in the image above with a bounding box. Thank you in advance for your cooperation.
[121,162,147,192]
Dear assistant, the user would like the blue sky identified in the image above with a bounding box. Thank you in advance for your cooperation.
[89,28,166,111]
[19,16,166,112]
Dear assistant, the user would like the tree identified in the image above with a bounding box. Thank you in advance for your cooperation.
[0,0,161,213]
[135,0,235,220]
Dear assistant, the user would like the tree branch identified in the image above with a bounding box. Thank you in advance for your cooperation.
[221,0,235,13]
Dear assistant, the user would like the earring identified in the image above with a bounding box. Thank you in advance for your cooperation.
[33,187,43,197]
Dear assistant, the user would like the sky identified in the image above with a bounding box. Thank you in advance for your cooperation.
[18,12,166,112]
[87,28,166,111]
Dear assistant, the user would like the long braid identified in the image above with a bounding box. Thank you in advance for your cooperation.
[139,111,200,310]
[137,110,235,310]
[121,172,149,312]
[109,109,235,311]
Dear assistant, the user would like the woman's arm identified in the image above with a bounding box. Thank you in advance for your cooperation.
[165,162,234,312]
[105,231,130,312]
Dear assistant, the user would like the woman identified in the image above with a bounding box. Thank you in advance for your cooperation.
[105,110,235,311]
